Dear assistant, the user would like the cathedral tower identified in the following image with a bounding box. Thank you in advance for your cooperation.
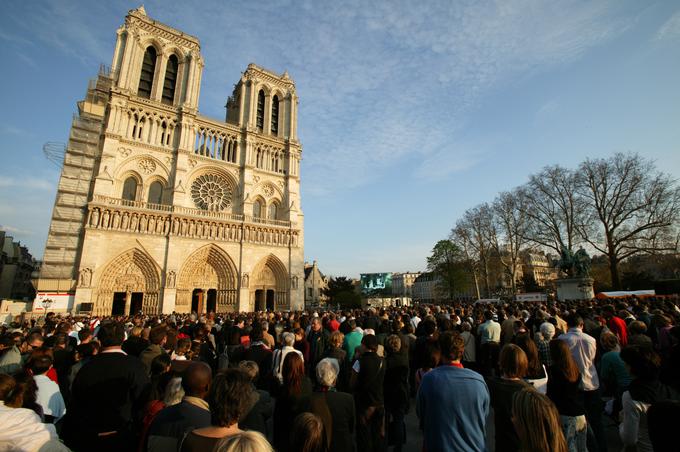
[36,6,304,315]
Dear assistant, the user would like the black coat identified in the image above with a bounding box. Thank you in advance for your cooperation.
[273,377,313,452]
[307,390,356,452]
[62,351,150,450]
[242,344,273,389]
[147,400,211,451]
[384,352,409,413]
[240,388,274,437]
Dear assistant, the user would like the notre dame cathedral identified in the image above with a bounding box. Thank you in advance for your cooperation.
[35,6,305,315]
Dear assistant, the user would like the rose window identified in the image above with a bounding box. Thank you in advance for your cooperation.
[191,174,233,211]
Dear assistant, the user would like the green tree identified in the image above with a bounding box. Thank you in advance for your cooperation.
[323,276,361,309]
[427,240,466,301]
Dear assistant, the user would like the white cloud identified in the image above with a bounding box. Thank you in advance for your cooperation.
[3,0,637,194]
[0,224,34,236]
[0,176,54,191]
[656,10,680,41]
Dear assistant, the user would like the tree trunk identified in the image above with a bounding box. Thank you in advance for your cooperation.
[609,252,621,290]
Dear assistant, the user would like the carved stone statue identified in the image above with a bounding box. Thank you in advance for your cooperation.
[242,273,249,288]
[166,270,176,288]
[79,268,93,287]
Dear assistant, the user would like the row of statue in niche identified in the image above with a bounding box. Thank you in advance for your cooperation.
[87,207,299,246]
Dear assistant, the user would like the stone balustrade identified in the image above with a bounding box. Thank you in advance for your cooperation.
[87,195,298,247]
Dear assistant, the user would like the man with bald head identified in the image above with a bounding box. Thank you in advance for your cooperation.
[146,361,213,451]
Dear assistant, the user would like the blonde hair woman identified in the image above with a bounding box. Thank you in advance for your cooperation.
[214,430,273,452]
[512,388,567,452]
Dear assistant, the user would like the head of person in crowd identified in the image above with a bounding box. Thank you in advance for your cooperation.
[461,321,472,333]
[549,339,580,383]
[238,361,259,384]
[150,353,172,377]
[290,412,328,452]
[28,354,53,377]
[628,320,647,336]
[484,310,494,322]
[175,337,192,358]
[182,361,212,400]
[315,358,339,389]
[600,331,620,353]
[282,351,305,397]
[565,313,584,330]
[281,332,295,348]
[602,305,616,319]
[5,369,40,414]
[0,373,16,403]
[512,388,567,452]
[539,322,555,341]
[214,430,274,452]
[361,333,379,354]
[514,335,542,376]
[438,330,464,364]
[499,344,528,379]
[149,325,167,347]
[310,317,322,333]
[208,369,253,428]
[97,321,126,348]
[385,334,401,355]
[328,331,343,350]
[620,345,661,382]
[77,328,92,344]
[19,332,44,355]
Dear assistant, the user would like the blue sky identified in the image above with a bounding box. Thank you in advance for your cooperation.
[1,0,679,277]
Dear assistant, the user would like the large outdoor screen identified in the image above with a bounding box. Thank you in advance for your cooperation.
[360,273,392,295]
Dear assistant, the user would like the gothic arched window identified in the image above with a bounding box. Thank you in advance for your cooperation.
[271,95,279,135]
[256,90,265,131]
[162,54,179,105]
[122,177,138,201]
[138,46,157,99]
[148,181,164,205]
[268,202,278,220]
[253,199,263,218]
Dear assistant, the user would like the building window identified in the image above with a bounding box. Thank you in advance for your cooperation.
[308,288,313,298]
[268,202,278,220]
[271,95,279,135]
[138,46,157,99]
[256,90,265,131]
[147,181,163,205]
[162,54,178,105]
[122,177,138,201]
[253,199,263,218]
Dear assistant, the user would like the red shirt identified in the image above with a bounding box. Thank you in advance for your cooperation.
[608,316,628,347]
[329,320,340,332]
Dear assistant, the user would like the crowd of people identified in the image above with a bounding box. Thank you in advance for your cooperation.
[1,296,679,452]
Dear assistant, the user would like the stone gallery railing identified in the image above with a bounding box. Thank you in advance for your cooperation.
[87,196,298,247]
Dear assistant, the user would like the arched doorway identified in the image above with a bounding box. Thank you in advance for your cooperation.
[176,245,238,314]
[94,248,160,316]
[251,254,288,311]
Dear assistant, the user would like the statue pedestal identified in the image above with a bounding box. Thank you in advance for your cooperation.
[556,277,594,301]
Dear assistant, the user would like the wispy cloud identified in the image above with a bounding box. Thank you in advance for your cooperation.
[655,10,680,41]
[0,224,34,236]
[0,125,26,136]
[0,176,54,191]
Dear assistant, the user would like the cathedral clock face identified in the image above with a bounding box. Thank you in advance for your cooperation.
[191,174,233,211]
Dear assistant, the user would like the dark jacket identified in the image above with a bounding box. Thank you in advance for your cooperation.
[324,347,349,392]
[242,343,273,389]
[384,352,409,413]
[240,388,274,437]
[354,351,385,410]
[308,329,330,369]
[147,399,211,452]
[62,351,150,450]
[122,336,149,357]
[307,390,356,452]
[140,344,165,374]
[273,377,313,452]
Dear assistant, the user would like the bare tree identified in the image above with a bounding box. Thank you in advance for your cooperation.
[490,188,533,295]
[452,204,495,298]
[523,165,585,257]
[576,153,680,289]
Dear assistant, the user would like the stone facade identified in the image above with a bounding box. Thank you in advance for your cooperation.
[0,230,38,301]
[304,261,329,307]
[36,7,304,315]
[391,272,420,298]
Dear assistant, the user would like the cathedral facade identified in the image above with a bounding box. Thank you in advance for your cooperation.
[35,7,304,315]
